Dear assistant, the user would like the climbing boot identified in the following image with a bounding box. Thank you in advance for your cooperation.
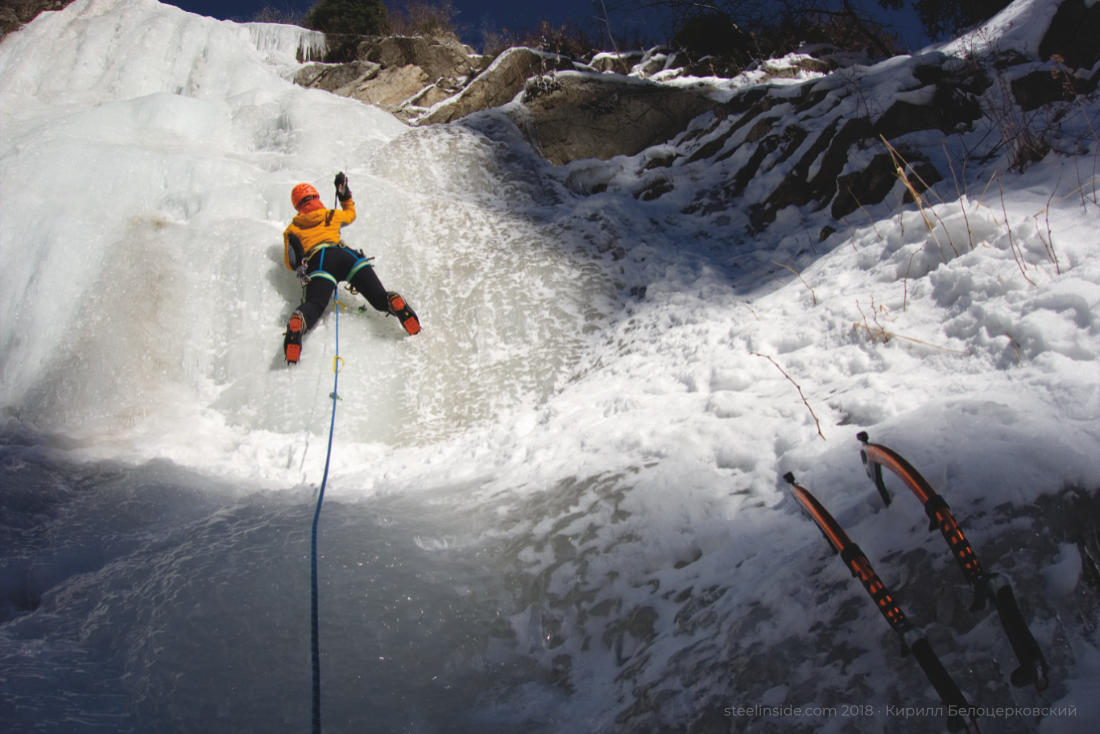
[284,311,305,364]
[387,292,420,335]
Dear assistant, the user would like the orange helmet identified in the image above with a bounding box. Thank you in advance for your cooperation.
[291,183,320,211]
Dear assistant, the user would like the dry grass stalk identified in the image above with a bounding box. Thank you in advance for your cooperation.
[771,260,817,305]
[881,135,934,231]
[751,352,825,440]
[997,177,1038,286]
[1034,187,1062,275]
[854,300,969,354]
[883,136,961,262]
[852,323,970,354]
[942,141,976,251]
[847,185,886,242]
[852,323,970,352]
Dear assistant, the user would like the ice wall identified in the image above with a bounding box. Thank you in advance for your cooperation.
[0,0,611,468]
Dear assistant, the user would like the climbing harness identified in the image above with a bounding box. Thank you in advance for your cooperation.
[856,432,1050,690]
[297,241,374,294]
[346,249,374,281]
[309,247,338,288]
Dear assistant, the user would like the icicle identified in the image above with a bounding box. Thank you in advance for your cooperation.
[242,23,326,65]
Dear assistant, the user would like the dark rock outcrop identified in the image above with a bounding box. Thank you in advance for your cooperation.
[294,33,489,121]
[637,51,987,231]
[513,73,717,165]
[419,47,580,125]
[0,0,73,40]
[1039,0,1100,70]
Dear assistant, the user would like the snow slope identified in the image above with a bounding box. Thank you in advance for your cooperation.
[1,0,1098,732]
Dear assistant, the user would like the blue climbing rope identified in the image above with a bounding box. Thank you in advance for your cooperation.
[310,285,342,734]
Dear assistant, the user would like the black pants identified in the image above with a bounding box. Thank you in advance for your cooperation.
[298,245,389,330]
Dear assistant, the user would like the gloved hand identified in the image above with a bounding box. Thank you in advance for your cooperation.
[334,171,352,201]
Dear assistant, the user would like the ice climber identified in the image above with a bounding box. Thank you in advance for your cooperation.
[282,172,419,364]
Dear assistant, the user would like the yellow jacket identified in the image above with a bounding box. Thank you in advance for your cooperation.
[282,198,356,270]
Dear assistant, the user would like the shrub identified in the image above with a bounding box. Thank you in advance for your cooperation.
[672,12,753,60]
[388,0,459,38]
[304,0,390,35]
[251,4,307,25]
[912,0,1013,40]
[519,20,600,60]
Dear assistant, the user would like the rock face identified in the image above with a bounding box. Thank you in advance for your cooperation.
[288,0,1097,217]
[513,72,717,165]
[297,41,717,163]
[419,47,580,125]
[294,33,490,121]
[582,50,994,234]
